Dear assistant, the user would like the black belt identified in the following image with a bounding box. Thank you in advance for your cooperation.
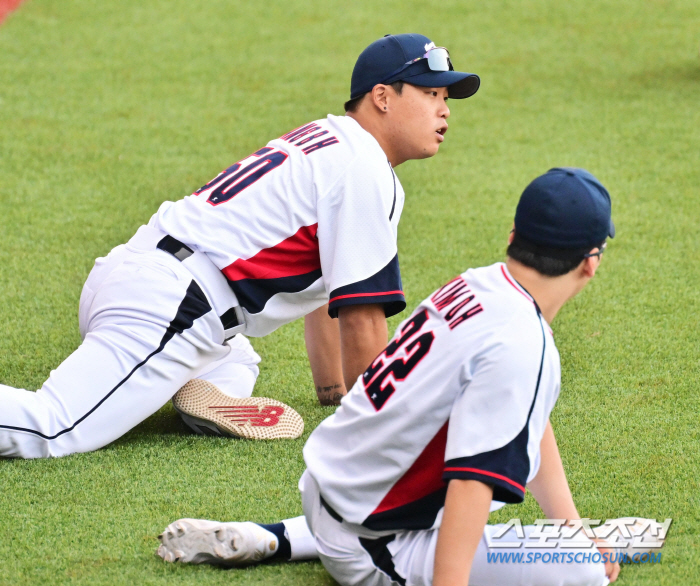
[157,234,194,261]
[320,495,343,523]
[156,235,243,335]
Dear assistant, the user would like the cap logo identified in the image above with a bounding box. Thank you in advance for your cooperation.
[424,41,436,52]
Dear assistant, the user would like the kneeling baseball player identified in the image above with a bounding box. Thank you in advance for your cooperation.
[0,34,480,458]
[158,169,665,585]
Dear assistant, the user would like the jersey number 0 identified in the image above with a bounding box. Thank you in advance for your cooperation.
[195,146,288,206]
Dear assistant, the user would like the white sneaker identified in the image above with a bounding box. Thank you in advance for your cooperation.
[593,517,670,556]
[157,519,279,566]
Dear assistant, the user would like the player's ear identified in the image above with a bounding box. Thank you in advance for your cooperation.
[582,253,600,278]
[507,226,515,245]
[370,84,389,113]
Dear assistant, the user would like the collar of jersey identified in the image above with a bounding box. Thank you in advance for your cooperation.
[500,264,553,334]
[338,114,385,154]
[500,264,538,309]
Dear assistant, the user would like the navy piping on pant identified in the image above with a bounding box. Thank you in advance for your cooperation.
[0,280,212,440]
[359,534,406,586]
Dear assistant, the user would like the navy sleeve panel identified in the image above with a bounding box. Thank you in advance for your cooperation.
[442,425,530,504]
[328,254,406,319]
[362,487,448,532]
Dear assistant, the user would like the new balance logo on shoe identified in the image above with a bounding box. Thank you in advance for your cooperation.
[172,379,304,439]
[208,405,284,427]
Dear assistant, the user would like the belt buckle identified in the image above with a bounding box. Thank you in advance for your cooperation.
[221,305,246,340]
[156,235,194,261]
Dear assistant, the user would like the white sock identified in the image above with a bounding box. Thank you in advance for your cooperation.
[283,516,319,561]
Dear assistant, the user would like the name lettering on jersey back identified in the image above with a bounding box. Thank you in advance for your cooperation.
[280,123,340,155]
[431,276,484,330]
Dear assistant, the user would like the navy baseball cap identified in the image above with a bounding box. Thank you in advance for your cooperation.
[514,168,615,256]
[350,34,480,100]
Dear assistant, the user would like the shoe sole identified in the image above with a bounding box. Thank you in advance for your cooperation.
[157,519,270,566]
[172,379,304,440]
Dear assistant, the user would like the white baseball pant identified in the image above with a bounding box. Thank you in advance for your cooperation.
[0,226,260,459]
[299,472,610,586]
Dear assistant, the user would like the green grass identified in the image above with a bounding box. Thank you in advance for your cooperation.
[1,0,699,584]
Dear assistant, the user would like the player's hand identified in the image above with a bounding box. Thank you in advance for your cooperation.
[592,539,620,582]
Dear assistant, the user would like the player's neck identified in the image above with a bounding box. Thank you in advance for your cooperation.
[505,259,583,325]
[346,111,405,167]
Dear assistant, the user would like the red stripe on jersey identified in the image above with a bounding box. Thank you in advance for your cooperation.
[443,466,526,493]
[329,290,404,303]
[371,422,448,515]
[500,265,534,304]
[0,0,24,24]
[222,224,320,281]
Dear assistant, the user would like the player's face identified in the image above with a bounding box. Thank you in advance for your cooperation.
[388,84,450,163]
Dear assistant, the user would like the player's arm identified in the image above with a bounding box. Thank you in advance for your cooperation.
[304,304,346,405]
[528,420,620,582]
[315,157,402,395]
[305,303,388,404]
[433,479,493,586]
[337,303,388,391]
[527,419,579,520]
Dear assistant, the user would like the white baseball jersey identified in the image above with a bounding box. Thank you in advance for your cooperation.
[303,262,561,531]
[150,115,406,337]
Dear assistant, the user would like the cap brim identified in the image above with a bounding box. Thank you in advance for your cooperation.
[404,70,480,99]
[609,218,616,238]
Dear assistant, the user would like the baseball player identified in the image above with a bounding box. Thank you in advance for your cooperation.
[0,34,480,458]
[158,169,660,585]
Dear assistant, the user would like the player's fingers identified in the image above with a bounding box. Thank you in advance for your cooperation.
[606,561,621,582]
[592,542,619,582]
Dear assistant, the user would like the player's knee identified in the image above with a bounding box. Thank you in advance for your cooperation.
[245,361,260,382]
[227,335,262,367]
[237,364,259,394]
